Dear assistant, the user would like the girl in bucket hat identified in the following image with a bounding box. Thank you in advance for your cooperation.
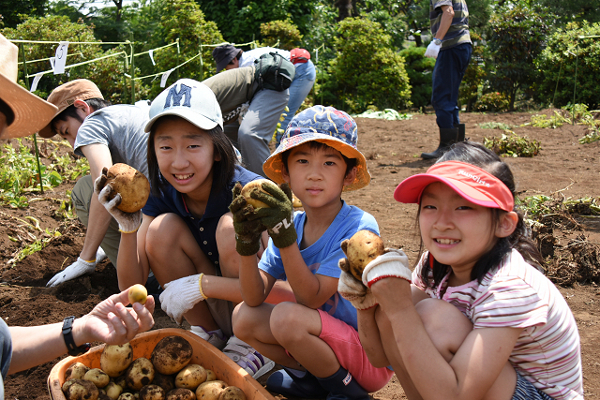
[345,141,583,400]
[230,105,393,400]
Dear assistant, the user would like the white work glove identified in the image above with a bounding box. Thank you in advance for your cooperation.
[94,170,142,234]
[337,270,378,311]
[46,247,107,287]
[362,249,412,288]
[159,274,208,325]
[424,40,442,59]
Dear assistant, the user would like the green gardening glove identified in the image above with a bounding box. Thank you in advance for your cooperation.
[229,182,266,256]
[251,182,298,249]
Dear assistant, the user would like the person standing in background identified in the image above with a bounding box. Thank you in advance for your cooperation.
[421,0,472,160]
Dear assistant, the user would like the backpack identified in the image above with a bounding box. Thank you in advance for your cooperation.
[254,52,295,92]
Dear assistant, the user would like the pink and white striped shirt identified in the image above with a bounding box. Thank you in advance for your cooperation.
[413,249,584,400]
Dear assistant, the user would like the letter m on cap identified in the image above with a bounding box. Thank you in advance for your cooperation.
[164,83,192,109]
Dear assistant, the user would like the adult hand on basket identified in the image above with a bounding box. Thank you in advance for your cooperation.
[252,182,297,249]
[94,167,142,234]
[229,182,266,256]
[159,274,208,325]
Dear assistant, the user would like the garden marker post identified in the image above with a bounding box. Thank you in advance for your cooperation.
[130,34,135,104]
[176,38,180,81]
[198,38,203,79]
[19,42,45,194]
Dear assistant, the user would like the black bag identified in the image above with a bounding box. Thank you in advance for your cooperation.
[254,52,295,91]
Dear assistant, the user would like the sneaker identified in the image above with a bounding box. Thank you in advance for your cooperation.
[190,326,229,350]
[223,336,275,379]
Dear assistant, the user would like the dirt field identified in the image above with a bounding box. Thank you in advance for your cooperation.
[1,111,599,399]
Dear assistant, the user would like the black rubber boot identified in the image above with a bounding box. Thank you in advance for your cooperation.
[421,127,459,160]
[316,367,370,400]
[266,367,329,398]
[455,123,466,142]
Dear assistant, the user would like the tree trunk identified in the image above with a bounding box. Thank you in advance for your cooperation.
[112,0,123,22]
[334,0,353,21]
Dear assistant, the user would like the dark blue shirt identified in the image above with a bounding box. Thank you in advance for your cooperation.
[142,166,262,272]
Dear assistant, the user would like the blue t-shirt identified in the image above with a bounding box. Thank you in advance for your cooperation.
[142,165,262,270]
[1,317,12,397]
[259,201,379,330]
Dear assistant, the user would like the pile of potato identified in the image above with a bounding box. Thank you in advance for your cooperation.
[61,335,247,400]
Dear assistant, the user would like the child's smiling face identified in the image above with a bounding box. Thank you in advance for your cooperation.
[282,142,355,210]
[419,182,500,278]
[153,117,218,195]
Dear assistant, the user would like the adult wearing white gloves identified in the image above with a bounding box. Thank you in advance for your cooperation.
[421,0,473,160]
[41,80,149,287]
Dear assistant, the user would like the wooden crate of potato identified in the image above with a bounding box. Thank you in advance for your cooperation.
[47,328,276,400]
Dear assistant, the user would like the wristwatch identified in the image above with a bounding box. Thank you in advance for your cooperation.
[433,38,442,46]
[62,316,91,357]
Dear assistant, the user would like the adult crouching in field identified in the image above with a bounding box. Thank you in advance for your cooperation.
[40,79,150,287]
[212,44,316,143]
[203,55,292,176]
[421,0,472,160]
[0,33,156,399]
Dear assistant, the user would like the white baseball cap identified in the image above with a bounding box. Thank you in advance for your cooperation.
[145,78,223,133]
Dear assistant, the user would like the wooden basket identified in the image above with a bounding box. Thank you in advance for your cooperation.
[47,328,275,400]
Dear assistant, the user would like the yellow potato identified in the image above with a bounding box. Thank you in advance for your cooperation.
[84,368,110,388]
[195,380,227,400]
[104,381,124,400]
[65,362,90,381]
[128,284,148,305]
[104,163,150,213]
[125,357,155,391]
[166,388,195,400]
[218,386,246,400]
[63,379,100,400]
[340,230,385,281]
[101,343,134,378]
[204,370,217,382]
[175,364,207,390]
[139,384,166,400]
[240,179,275,209]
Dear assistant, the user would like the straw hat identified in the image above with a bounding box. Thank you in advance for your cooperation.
[0,34,57,139]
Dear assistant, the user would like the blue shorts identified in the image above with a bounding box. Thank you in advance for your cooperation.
[512,372,554,400]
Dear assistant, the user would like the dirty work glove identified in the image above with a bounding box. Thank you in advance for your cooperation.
[160,273,208,325]
[95,168,142,234]
[362,249,412,288]
[424,40,441,58]
[338,269,378,310]
[229,182,266,256]
[252,182,297,249]
[46,247,107,287]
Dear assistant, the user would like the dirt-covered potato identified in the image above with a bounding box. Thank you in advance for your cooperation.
[152,372,175,392]
[99,392,113,400]
[166,388,196,400]
[175,364,207,390]
[104,381,124,400]
[65,362,90,381]
[112,375,128,389]
[151,335,193,375]
[218,386,245,400]
[195,381,227,400]
[117,393,136,400]
[85,368,111,388]
[204,370,217,382]
[140,384,166,400]
[103,163,150,213]
[101,343,134,377]
[125,357,155,391]
[63,378,100,400]
[340,230,385,281]
[240,179,275,209]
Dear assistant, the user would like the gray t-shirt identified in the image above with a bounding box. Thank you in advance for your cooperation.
[74,105,150,178]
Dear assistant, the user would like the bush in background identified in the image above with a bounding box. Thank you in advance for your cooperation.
[399,46,435,110]
[320,17,411,113]
[534,21,600,109]
[259,20,302,50]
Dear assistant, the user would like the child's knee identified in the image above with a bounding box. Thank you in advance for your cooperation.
[416,298,472,359]
[145,213,185,255]
[270,303,303,339]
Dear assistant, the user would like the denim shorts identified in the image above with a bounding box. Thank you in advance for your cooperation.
[512,372,554,400]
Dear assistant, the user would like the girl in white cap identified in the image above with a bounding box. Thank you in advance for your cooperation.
[339,141,583,400]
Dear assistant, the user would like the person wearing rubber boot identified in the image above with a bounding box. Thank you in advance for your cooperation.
[230,106,393,400]
[421,0,472,160]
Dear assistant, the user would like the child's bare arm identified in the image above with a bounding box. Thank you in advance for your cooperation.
[238,255,277,306]
[357,307,389,368]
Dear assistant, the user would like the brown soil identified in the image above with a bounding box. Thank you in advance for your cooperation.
[1,111,599,399]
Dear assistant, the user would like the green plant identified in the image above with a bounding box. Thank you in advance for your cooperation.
[459,30,488,112]
[534,21,600,108]
[321,17,411,113]
[487,4,549,110]
[474,92,509,112]
[259,20,302,50]
[479,122,511,130]
[484,132,541,157]
[399,46,435,110]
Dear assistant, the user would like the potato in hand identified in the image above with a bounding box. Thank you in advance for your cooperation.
[339,230,385,281]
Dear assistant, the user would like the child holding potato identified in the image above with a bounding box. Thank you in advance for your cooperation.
[96,78,290,379]
[345,141,583,399]
[229,105,393,400]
